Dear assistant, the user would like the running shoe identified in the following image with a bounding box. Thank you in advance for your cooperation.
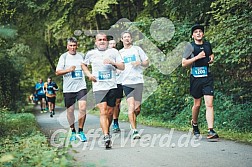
[207,129,219,141]
[191,120,200,138]
[77,131,87,142]
[69,132,76,141]
[50,112,53,118]
[132,130,141,140]
[52,110,55,115]
[104,134,112,149]
[112,123,120,133]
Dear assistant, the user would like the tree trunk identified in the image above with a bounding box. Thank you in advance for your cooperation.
[44,45,56,72]
[116,1,122,19]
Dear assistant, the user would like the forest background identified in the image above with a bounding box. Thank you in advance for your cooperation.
[0,0,251,141]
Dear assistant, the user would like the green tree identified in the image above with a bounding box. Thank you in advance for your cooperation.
[207,0,252,102]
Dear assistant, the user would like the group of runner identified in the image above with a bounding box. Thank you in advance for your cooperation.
[55,31,148,148]
[34,77,59,117]
[54,24,219,149]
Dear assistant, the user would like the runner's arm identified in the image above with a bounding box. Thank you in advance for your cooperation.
[112,61,125,70]
[182,51,205,67]
[55,66,76,76]
[141,59,149,67]
[81,63,97,82]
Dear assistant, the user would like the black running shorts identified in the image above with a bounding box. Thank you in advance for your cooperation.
[94,88,117,107]
[37,94,46,101]
[46,96,56,103]
[63,89,87,108]
[190,73,214,99]
[115,84,124,99]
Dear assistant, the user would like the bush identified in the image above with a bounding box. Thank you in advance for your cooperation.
[213,92,252,132]
[0,110,75,167]
[143,90,252,133]
[141,67,189,121]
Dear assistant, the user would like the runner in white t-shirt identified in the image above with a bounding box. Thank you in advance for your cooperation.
[84,33,124,149]
[120,31,149,140]
[56,37,96,142]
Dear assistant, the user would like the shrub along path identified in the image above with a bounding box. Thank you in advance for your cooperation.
[34,105,252,167]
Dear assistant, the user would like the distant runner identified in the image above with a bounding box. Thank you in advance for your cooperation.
[44,77,58,118]
[35,78,46,113]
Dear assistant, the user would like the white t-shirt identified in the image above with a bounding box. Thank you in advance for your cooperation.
[115,69,123,84]
[84,48,124,92]
[119,46,148,85]
[56,52,87,93]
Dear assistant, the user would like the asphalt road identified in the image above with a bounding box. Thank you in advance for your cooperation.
[34,105,252,167]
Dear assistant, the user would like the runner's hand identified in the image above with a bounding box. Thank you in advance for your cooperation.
[88,75,97,82]
[195,51,206,60]
[69,66,76,72]
[131,61,141,67]
[103,58,113,65]
[208,56,214,64]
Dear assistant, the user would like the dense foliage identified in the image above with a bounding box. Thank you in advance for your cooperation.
[0,0,251,135]
[208,0,252,102]
[0,108,74,166]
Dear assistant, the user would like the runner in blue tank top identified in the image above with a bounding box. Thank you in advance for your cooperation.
[35,78,46,113]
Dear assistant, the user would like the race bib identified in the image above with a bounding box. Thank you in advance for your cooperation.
[72,70,83,79]
[191,66,208,77]
[47,90,53,95]
[98,70,112,81]
[124,54,136,63]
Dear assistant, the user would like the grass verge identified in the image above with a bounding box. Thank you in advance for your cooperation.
[0,107,75,167]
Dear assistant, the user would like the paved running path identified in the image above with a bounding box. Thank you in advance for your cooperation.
[34,105,252,167]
